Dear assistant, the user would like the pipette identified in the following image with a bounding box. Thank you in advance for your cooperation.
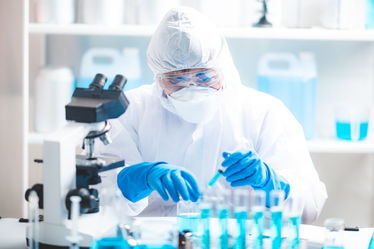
[67,196,82,249]
[28,191,39,249]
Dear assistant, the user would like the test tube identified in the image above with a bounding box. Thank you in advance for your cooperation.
[28,191,39,249]
[250,190,266,249]
[68,196,82,249]
[285,198,303,249]
[217,203,230,249]
[233,189,249,249]
[270,190,285,249]
[199,201,212,249]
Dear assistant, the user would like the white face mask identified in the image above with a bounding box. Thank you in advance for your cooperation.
[158,85,222,124]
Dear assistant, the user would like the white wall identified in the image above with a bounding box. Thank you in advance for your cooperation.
[0,0,25,218]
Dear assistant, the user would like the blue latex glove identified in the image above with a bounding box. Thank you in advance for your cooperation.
[117,162,200,203]
[221,151,290,206]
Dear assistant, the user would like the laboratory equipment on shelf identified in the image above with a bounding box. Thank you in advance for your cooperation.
[253,0,272,27]
[28,191,39,249]
[24,73,130,248]
[80,48,142,91]
[257,52,317,140]
[34,66,75,133]
[250,190,266,249]
[79,0,125,25]
[322,218,345,249]
[270,190,285,249]
[334,106,369,141]
[34,0,75,24]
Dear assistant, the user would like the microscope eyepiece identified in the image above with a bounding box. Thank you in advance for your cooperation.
[109,74,127,91]
[89,73,107,90]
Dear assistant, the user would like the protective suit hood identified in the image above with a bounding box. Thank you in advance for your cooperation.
[147,7,241,89]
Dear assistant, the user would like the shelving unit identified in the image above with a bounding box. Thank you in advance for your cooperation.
[29,23,374,41]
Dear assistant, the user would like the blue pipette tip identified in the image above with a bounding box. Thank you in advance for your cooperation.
[208,169,224,187]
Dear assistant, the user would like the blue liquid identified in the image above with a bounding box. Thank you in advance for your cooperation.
[208,171,222,187]
[201,208,211,249]
[177,215,200,233]
[234,211,248,249]
[218,208,229,249]
[287,216,301,249]
[336,121,368,141]
[321,247,344,249]
[90,237,129,249]
[270,210,283,249]
[252,210,264,249]
[134,244,176,249]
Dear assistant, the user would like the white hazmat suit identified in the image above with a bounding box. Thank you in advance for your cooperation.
[100,7,327,224]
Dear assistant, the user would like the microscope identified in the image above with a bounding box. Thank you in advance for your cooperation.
[25,73,130,248]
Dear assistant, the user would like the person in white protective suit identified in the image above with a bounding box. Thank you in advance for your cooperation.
[101,7,327,223]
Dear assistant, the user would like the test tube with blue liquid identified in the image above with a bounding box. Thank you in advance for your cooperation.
[233,189,249,249]
[199,200,212,249]
[285,198,303,249]
[217,203,230,249]
[250,190,266,249]
[270,190,285,249]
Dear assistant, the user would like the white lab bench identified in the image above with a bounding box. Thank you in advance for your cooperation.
[0,217,373,249]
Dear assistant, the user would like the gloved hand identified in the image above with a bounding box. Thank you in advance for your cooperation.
[117,162,200,203]
[221,151,290,205]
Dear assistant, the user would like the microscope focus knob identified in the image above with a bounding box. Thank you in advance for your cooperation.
[66,188,99,218]
[25,184,44,209]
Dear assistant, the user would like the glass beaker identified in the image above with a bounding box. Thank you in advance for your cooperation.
[177,201,200,234]
[335,106,370,141]
[322,218,345,249]
[133,220,178,249]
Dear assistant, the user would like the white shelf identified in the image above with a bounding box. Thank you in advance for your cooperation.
[307,139,374,154]
[28,23,155,37]
[28,131,374,154]
[28,131,52,145]
[28,23,374,41]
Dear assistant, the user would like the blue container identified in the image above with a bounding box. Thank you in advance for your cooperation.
[366,0,374,29]
[79,48,142,91]
[336,121,369,141]
[257,53,317,140]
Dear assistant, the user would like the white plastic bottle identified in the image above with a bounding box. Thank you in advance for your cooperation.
[34,66,75,133]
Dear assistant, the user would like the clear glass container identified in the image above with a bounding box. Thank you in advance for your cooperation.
[322,218,345,249]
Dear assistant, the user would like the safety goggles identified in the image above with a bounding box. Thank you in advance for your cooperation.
[158,68,222,93]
